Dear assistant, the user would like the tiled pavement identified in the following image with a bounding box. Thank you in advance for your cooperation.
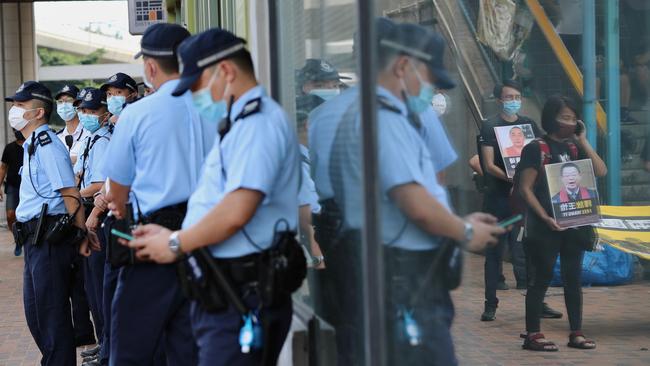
[452,253,650,366]
[0,224,648,365]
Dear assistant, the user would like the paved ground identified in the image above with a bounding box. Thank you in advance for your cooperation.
[0,224,648,365]
[452,253,650,366]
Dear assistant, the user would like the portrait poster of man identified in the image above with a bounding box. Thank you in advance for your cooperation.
[494,123,536,178]
[545,159,601,228]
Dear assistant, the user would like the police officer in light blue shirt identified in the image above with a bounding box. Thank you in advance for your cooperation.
[127,28,300,366]
[101,23,206,366]
[7,80,89,366]
[327,23,505,366]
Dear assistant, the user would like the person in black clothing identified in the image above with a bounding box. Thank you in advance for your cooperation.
[518,95,607,352]
[0,129,25,256]
[479,80,562,322]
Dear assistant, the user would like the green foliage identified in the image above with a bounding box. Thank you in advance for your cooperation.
[38,47,106,66]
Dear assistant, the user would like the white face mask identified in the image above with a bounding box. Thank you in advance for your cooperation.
[8,106,36,131]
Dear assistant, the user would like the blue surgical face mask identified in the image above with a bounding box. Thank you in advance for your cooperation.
[191,68,227,122]
[107,95,127,116]
[309,88,340,101]
[79,112,101,133]
[56,102,77,122]
[502,100,521,116]
[403,60,436,114]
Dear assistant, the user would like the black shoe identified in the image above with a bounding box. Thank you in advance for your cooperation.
[481,306,497,321]
[541,303,563,319]
[13,243,22,256]
[81,360,101,366]
[80,345,100,358]
[516,283,527,290]
[497,281,510,290]
[82,355,98,363]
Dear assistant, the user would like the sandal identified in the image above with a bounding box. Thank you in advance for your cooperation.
[567,331,596,349]
[522,333,559,352]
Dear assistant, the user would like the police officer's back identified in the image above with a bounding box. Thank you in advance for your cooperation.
[102,23,208,366]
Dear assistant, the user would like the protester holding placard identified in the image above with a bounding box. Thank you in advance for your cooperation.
[478,80,547,322]
[516,95,607,352]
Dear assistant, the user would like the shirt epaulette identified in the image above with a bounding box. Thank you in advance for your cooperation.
[37,130,53,147]
[234,97,262,121]
[377,97,401,114]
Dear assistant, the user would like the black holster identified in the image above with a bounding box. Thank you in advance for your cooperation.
[179,230,307,313]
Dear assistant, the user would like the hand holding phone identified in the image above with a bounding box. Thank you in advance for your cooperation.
[497,214,523,228]
[111,228,134,241]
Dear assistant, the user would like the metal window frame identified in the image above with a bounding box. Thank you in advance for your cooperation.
[267,1,385,364]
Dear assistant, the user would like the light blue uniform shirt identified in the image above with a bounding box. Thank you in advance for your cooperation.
[419,107,458,173]
[330,87,449,251]
[101,79,215,215]
[74,125,111,189]
[308,86,358,200]
[298,145,321,214]
[182,86,300,258]
[17,124,76,222]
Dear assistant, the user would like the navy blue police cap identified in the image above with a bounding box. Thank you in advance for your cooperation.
[381,23,456,90]
[297,59,351,85]
[100,72,138,92]
[5,81,53,105]
[172,28,247,97]
[77,88,107,110]
[134,23,191,59]
[55,84,80,100]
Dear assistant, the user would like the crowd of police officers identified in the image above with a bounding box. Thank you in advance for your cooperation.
[6,18,507,366]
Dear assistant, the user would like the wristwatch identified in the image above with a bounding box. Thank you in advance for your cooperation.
[168,231,183,259]
[312,255,325,267]
[460,221,474,248]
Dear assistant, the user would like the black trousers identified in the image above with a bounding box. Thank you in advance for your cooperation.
[524,217,584,333]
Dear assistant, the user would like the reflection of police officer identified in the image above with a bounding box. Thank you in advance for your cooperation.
[102,23,209,365]
[7,81,89,365]
[127,28,300,366]
[307,18,397,366]
[296,58,350,99]
[327,23,504,366]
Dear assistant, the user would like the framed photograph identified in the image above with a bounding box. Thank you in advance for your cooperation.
[494,123,536,178]
[544,159,601,228]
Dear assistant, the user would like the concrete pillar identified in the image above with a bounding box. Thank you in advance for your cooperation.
[1,2,36,145]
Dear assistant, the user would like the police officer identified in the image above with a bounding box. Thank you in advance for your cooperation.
[55,84,91,165]
[100,72,139,118]
[296,58,350,99]
[102,23,211,366]
[7,80,89,365]
[327,23,505,365]
[73,87,113,363]
[128,28,300,366]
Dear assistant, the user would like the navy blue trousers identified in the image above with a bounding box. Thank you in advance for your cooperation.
[190,295,292,366]
[71,255,96,344]
[110,263,196,366]
[385,248,457,366]
[23,235,76,366]
[84,243,105,344]
[99,261,119,365]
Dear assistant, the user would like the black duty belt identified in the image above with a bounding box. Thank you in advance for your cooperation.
[16,215,65,236]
